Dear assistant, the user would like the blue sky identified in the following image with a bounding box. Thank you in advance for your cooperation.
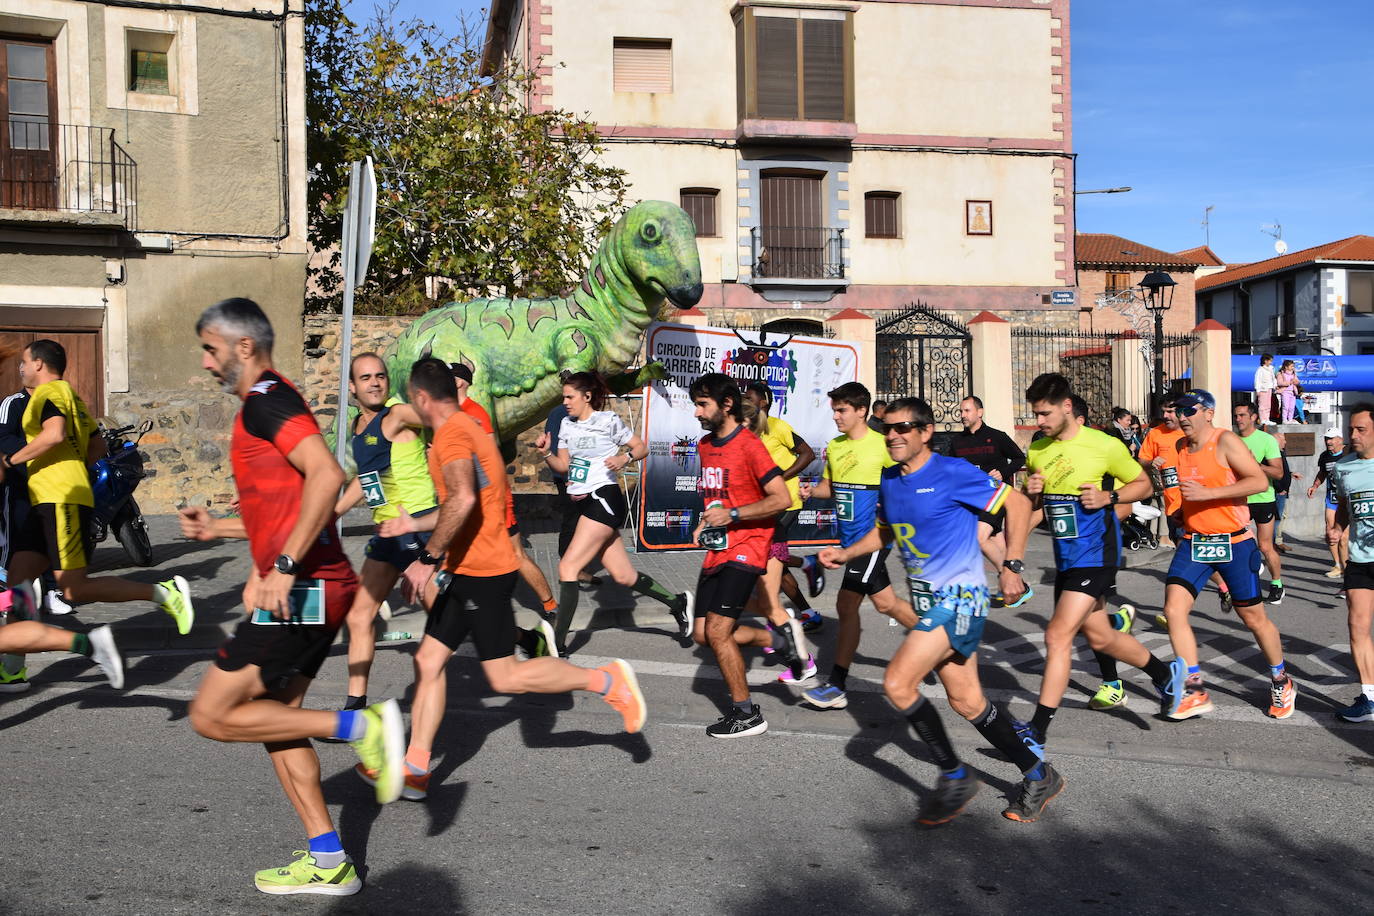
[359,0,1374,265]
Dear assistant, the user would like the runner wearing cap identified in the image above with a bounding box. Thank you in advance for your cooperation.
[1310,426,1355,579]
[1159,389,1296,721]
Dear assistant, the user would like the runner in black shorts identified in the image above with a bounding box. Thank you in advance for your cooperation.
[180,298,405,896]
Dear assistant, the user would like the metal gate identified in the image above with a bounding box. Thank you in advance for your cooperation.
[875,303,973,431]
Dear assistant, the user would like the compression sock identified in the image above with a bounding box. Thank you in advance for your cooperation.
[334,709,367,742]
[405,747,431,776]
[70,632,92,657]
[554,581,579,646]
[901,696,960,772]
[344,695,367,711]
[1270,660,1286,680]
[1030,703,1057,737]
[971,701,1042,775]
[830,664,849,690]
[1094,650,1119,682]
[630,573,680,608]
[1143,655,1172,688]
[308,831,346,869]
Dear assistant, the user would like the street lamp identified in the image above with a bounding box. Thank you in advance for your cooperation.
[1139,270,1177,418]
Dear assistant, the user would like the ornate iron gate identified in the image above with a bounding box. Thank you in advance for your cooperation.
[875,304,973,431]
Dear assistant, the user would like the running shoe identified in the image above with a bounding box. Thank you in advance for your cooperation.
[916,769,980,827]
[797,609,824,633]
[1001,764,1064,823]
[800,555,825,598]
[578,574,603,592]
[536,618,560,659]
[1219,590,1233,614]
[1012,719,1045,761]
[1155,612,1170,630]
[597,659,646,733]
[157,576,195,636]
[1169,685,1214,721]
[44,589,74,615]
[670,591,695,640]
[802,681,848,709]
[1267,584,1285,606]
[772,617,808,678]
[254,851,361,896]
[1158,657,1188,717]
[1089,680,1127,710]
[1326,566,1344,579]
[0,665,30,693]
[706,703,768,738]
[350,699,404,804]
[990,593,1006,609]
[356,764,431,802]
[1109,603,1136,634]
[778,653,818,685]
[1267,675,1296,719]
[88,625,124,689]
[1004,585,1035,610]
[1337,695,1374,723]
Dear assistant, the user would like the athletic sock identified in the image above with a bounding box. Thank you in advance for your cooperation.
[541,596,557,615]
[1188,664,1201,677]
[1143,655,1171,688]
[1271,579,1282,588]
[901,696,960,771]
[830,664,849,691]
[334,709,367,742]
[970,701,1041,775]
[344,695,367,711]
[592,669,612,696]
[70,632,93,657]
[1030,703,1057,737]
[404,747,430,775]
[1270,660,1286,680]
[554,581,579,645]
[1217,582,1230,594]
[630,573,680,608]
[1094,650,1119,682]
[308,831,346,869]
[733,697,755,715]
[1362,684,1374,702]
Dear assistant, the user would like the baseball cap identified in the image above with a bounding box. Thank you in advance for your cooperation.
[449,363,474,384]
[1324,426,1343,439]
[1174,389,1216,411]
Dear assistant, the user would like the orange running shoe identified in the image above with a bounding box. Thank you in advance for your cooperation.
[356,763,431,801]
[1169,686,1214,721]
[1268,676,1296,719]
[598,659,647,733]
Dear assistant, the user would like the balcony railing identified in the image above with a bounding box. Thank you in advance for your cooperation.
[751,226,845,281]
[1,121,138,230]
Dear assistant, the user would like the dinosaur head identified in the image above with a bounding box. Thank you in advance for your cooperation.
[617,200,703,311]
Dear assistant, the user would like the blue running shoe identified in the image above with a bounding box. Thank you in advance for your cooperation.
[1158,657,1188,716]
[1012,718,1045,761]
[1005,585,1035,610]
[1337,694,1374,723]
[802,681,848,709]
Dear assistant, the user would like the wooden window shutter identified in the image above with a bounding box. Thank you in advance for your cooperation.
[802,18,844,120]
[755,18,798,119]
[1106,271,1131,292]
[613,38,672,93]
[680,189,719,238]
[865,192,899,238]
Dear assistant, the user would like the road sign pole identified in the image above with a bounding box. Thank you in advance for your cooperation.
[334,157,376,469]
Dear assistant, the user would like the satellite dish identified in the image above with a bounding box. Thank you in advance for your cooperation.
[1275,239,1289,255]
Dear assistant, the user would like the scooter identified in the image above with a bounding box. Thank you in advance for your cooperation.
[89,419,154,567]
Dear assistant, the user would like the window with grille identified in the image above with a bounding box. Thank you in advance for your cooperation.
[865,192,899,238]
[736,10,851,122]
[613,38,672,93]
[680,188,719,238]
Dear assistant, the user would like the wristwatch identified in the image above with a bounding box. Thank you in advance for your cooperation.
[1,453,13,469]
[274,554,297,575]
[1002,559,1025,575]
[728,507,740,522]
[417,551,443,567]
[1109,490,1120,505]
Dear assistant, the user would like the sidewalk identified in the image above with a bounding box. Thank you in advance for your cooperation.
[40,511,1177,651]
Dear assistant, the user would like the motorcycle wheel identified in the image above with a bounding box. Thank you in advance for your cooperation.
[116,511,154,567]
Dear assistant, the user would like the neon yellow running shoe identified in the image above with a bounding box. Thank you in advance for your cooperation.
[350,698,404,804]
[1155,612,1169,630]
[157,575,194,636]
[0,664,30,693]
[254,850,361,896]
[1089,679,1127,710]
[1109,603,1136,634]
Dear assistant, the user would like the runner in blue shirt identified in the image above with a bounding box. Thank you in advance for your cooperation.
[819,397,1062,825]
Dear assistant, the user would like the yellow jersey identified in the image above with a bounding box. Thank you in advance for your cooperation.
[22,380,97,507]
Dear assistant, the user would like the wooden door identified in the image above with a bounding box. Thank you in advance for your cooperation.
[0,329,104,417]
[760,172,824,278]
[0,38,58,210]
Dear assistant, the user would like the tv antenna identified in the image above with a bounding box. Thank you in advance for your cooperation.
[1202,205,1213,246]
[1261,221,1287,255]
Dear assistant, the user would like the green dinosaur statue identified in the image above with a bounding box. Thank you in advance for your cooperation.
[385,200,702,442]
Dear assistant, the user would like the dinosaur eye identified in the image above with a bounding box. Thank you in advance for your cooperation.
[641,221,660,242]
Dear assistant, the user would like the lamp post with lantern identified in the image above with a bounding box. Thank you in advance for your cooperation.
[1140,270,1178,419]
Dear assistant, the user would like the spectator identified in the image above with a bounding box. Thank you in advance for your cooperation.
[1254,354,1276,427]
[867,400,888,432]
[1276,359,1299,423]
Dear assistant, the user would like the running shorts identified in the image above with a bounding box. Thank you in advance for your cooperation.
[14,502,93,571]
[769,509,800,562]
[1249,501,1277,525]
[840,548,892,596]
[1345,561,1374,592]
[695,564,761,621]
[574,484,627,530]
[1053,566,1116,603]
[1166,535,1263,606]
[215,575,358,692]
[912,600,988,659]
[364,529,432,572]
[424,571,519,660]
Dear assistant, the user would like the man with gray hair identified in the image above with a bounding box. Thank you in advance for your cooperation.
[179,297,404,896]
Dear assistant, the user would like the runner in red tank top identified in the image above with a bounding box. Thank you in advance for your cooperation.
[1159,390,1296,722]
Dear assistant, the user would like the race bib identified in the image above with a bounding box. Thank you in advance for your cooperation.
[569,456,591,484]
[1161,467,1180,489]
[907,576,935,615]
[699,526,728,551]
[251,579,326,625]
[836,490,855,522]
[1190,534,1232,564]
[1045,503,1079,539]
[358,470,387,509]
[1352,490,1374,521]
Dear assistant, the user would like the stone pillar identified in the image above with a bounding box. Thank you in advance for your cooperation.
[1110,330,1150,419]
[673,306,711,327]
[826,308,876,393]
[968,311,1014,432]
[1192,319,1232,410]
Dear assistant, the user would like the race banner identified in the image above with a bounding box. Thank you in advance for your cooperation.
[637,322,860,551]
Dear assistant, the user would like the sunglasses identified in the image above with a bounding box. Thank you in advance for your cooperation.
[1176,404,1204,417]
[883,421,927,435]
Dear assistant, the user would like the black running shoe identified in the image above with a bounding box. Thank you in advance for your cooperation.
[706,704,768,739]
[669,591,695,639]
[1267,584,1284,606]
[916,770,980,827]
[1219,590,1234,614]
[1001,763,1064,823]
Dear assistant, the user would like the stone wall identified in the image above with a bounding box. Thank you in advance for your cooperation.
[108,380,238,511]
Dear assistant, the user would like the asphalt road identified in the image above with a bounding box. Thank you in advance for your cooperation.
[3,516,1373,914]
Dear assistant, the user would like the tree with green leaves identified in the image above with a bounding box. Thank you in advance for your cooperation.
[305,1,628,313]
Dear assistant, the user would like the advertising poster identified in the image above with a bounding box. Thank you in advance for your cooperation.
[638,322,861,551]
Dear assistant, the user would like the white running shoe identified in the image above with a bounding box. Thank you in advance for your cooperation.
[88,625,125,689]
[45,589,74,615]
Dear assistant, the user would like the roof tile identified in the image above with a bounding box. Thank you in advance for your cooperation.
[1196,235,1374,291]
[1075,234,1201,270]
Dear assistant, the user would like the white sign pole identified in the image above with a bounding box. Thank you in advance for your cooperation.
[335,156,376,467]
